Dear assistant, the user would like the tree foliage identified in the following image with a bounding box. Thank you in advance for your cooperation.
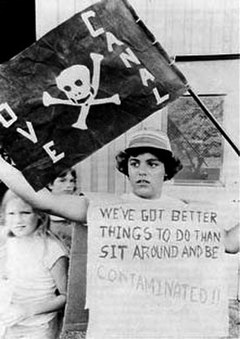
[168,96,223,180]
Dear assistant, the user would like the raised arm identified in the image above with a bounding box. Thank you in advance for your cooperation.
[0,157,88,222]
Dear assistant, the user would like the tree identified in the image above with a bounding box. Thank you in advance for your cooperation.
[168,96,223,181]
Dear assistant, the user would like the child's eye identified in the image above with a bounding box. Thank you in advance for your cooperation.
[129,161,139,168]
[149,161,160,168]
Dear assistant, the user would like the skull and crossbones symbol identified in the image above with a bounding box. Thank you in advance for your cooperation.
[42,53,121,130]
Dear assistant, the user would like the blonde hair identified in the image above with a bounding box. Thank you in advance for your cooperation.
[1,189,68,254]
[1,190,50,237]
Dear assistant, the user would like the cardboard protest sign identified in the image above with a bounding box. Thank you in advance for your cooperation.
[0,0,188,190]
[86,198,228,338]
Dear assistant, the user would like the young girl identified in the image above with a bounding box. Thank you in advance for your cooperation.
[0,190,68,339]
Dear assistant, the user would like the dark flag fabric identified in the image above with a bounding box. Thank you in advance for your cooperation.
[0,0,188,190]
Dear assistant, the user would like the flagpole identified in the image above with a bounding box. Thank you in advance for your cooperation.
[123,0,239,156]
[188,88,240,157]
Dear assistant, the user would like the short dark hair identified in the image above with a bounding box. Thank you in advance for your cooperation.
[48,168,77,191]
[115,147,183,181]
[56,168,77,181]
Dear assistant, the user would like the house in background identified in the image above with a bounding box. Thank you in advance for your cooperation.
[35,0,239,302]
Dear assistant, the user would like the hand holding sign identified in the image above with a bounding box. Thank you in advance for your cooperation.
[0,125,238,337]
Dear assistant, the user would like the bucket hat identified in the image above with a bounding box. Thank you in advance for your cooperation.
[116,129,182,180]
[125,129,172,154]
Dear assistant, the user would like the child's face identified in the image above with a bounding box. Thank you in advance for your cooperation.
[128,152,165,200]
[49,171,76,195]
[5,198,39,238]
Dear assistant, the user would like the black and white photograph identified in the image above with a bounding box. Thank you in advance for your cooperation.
[0,0,239,338]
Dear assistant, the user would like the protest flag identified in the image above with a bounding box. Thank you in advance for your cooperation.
[0,0,188,190]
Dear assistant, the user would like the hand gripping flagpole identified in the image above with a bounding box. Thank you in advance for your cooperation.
[188,88,240,157]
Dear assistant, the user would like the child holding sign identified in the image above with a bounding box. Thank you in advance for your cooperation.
[0,129,238,338]
[115,129,239,254]
[0,190,68,339]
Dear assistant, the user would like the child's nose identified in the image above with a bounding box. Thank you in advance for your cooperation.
[138,164,148,174]
[15,214,24,223]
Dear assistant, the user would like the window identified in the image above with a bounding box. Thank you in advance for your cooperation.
[167,95,224,184]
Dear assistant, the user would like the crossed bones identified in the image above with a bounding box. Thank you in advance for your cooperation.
[43,53,121,130]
